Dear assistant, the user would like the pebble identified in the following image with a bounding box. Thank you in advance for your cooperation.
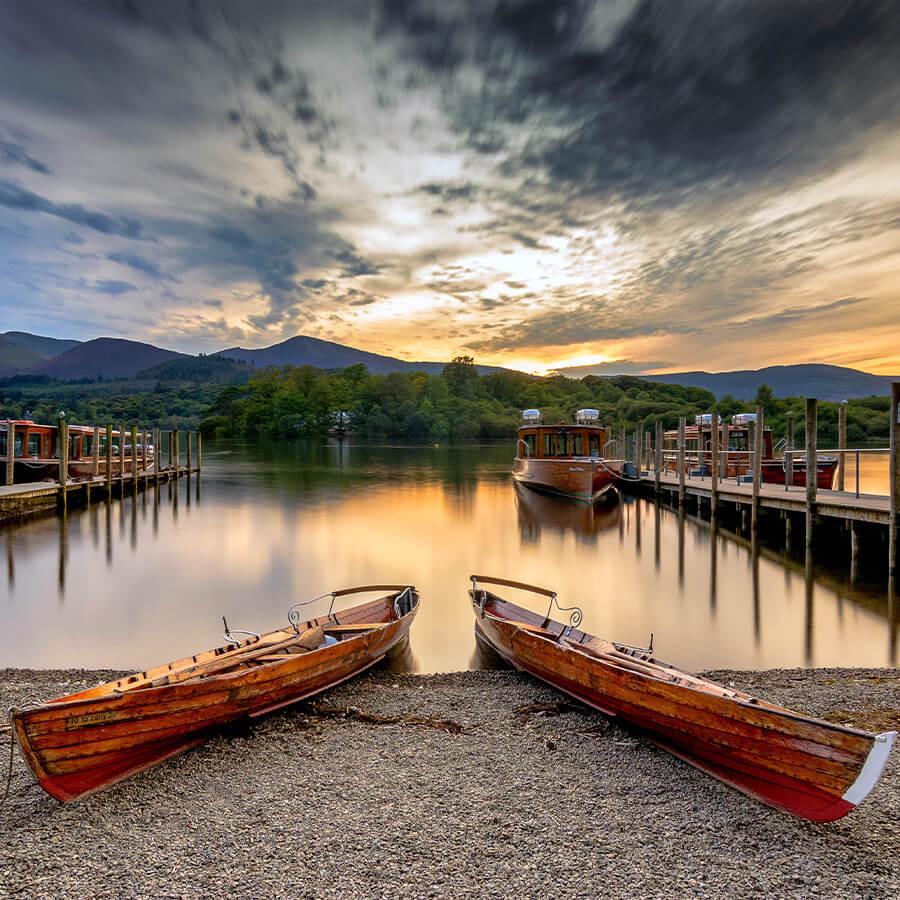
[0,666,898,898]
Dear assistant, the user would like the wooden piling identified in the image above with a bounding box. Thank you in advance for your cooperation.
[118,423,125,480]
[751,404,763,530]
[153,427,160,483]
[105,424,113,500]
[784,412,794,493]
[837,401,847,492]
[5,420,14,486]
[57,414,68,511]
[890,383,900,578]
[196,432,202,471]
[92,426,100,478]
[677,416,686,505]
[174,430,180,473]
[710,411,719,515]
[633,426,640,468]
[618,427,626,462]
[654,420,662,493]
[644,431,651,472]
[805,398,817,550]
[186,431,192,472]
[131,426,138,480]
[141,429,148,477]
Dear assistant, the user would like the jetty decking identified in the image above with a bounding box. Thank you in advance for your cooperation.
[0,426,200,523]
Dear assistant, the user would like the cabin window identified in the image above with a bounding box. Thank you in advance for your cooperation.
[542,433,555,456]
[14,433,23,456]
[522,434,536,458]
[27,433,41,457]
[568,433,582,456]
[82,434,93,456]
[727,432,748,451]
[0,432,5,456]
[588,435,601,457]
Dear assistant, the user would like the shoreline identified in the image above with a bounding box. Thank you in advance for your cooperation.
[2,666,898,899]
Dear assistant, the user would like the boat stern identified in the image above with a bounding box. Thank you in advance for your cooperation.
[842,730,897,811]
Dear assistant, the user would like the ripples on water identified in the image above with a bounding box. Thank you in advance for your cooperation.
[1,440,896,673]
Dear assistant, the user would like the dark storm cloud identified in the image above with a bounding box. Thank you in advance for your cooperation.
[94,280,136,295]
[416,181,478,203]
[381,0,900,214]
[0,181,143,238]
[333,248,382,277]
[0,138,50,174]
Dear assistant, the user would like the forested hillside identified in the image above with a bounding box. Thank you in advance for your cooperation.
[199,358,892,445]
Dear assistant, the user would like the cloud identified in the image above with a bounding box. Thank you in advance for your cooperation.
[94,280,136,295]
[0,138,50,174]
[0,180,142,238]
[107,251,169,280]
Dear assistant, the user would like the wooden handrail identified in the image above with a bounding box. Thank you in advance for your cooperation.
[331,584,415,598]
[470,574,556,598]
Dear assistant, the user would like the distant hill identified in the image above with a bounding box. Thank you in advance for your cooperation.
[31,338,186,381]
[214,335,506,376]
[628,365,898,401]
[0,335,45,375]
[2,331,80,359]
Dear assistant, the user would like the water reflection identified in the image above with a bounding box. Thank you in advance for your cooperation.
[0,440,896,673]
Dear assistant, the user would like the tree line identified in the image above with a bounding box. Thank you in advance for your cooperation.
[198,358,892,446]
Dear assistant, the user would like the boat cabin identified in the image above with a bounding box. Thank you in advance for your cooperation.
[663,416,774,457]
[517,409,609,459]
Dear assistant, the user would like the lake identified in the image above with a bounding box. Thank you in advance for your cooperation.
[1,440,896,673]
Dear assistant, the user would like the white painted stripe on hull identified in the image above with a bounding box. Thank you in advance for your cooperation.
[842,730,896,806]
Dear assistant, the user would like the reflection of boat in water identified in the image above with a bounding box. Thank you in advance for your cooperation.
[11,585,418,802]
[1,420,154,482]
[469,574,896,823]
[514,481,620,540]
[512,409,625,502]
[663,415,837,489]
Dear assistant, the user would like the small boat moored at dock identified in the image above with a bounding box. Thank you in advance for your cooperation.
[10,584,419,802]
[468,574,895,822]
[512,409,625,502]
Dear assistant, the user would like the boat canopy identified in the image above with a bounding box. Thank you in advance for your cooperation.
[521,409,541,425]
[575,408,600,424]
[732,413,758,425]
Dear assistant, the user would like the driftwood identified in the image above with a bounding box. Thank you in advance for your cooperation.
[303,704,478,735]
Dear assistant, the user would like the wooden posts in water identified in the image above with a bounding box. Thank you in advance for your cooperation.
[5,420,14,486]
[57,414,68,511]
[196,433,202,471]
[890,383,900,579]
[105,424,113,499]
[619,427,626,462]
[92,426,100,478]
[118,423,126,480]
[838,401,847,492]
[751,405,763,530]
[784,412,794,493]
[173,430,180,473]
[633,425,640,468]
[643,431,651,472]
[654,420,662,493]
[806,398,817,550]
[131,426,138,480]
[186,431,192,473]
[141,429,148,475]
[710,411,719,515]
[153,427,160,483]
[677,416,686,505]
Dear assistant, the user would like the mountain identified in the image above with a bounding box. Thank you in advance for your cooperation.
[214,335,505,376]
[2,331,81,358]
[31,338,186,381]
[625,365,899,401]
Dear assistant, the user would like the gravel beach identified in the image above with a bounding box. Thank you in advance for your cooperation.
[1,666,898,899]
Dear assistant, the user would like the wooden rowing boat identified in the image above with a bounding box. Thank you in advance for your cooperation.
[10,585,419,802]
[468,575,895,822]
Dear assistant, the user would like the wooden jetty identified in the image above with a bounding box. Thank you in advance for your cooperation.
[627,384,900,581]
[0,422,200,523]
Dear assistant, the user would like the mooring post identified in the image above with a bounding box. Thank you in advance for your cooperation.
[186,431,192,473]
[642,431,650,472]
[677,416,686,505]
[889,383,899,579]
[196,432,202,471]
[710,411,719,515]
[118,423,125,481]
[57,412,68,510]
[174,430,180,475]
[805,398,817,550]
[153,427,160,483]
[105,424,113,500]
[141,429,148,477]
[654,420,662,493]
[92,425,100,478]
[784,412,794,493]
[5,420,14,486]
[633,425,640,469]
[752,405,763,530]
[837,400,847,492]
[131,426,138,481]
[619,427,626,462]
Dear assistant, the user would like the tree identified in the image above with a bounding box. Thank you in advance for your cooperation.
[442,356,478,398]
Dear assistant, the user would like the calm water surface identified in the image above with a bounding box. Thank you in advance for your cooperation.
[1,440,896,673]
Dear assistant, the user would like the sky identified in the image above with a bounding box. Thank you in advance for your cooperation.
[1,0,899,376]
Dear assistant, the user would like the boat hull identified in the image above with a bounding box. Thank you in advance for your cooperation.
[471,587,894,822]
[12,590,418,802]
[512,457,623,502]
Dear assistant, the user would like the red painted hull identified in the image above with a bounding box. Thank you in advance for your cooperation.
[470,584,894,822]
[12,589,418,802]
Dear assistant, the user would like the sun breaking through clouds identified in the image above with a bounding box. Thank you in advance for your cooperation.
[0,0,899,375]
